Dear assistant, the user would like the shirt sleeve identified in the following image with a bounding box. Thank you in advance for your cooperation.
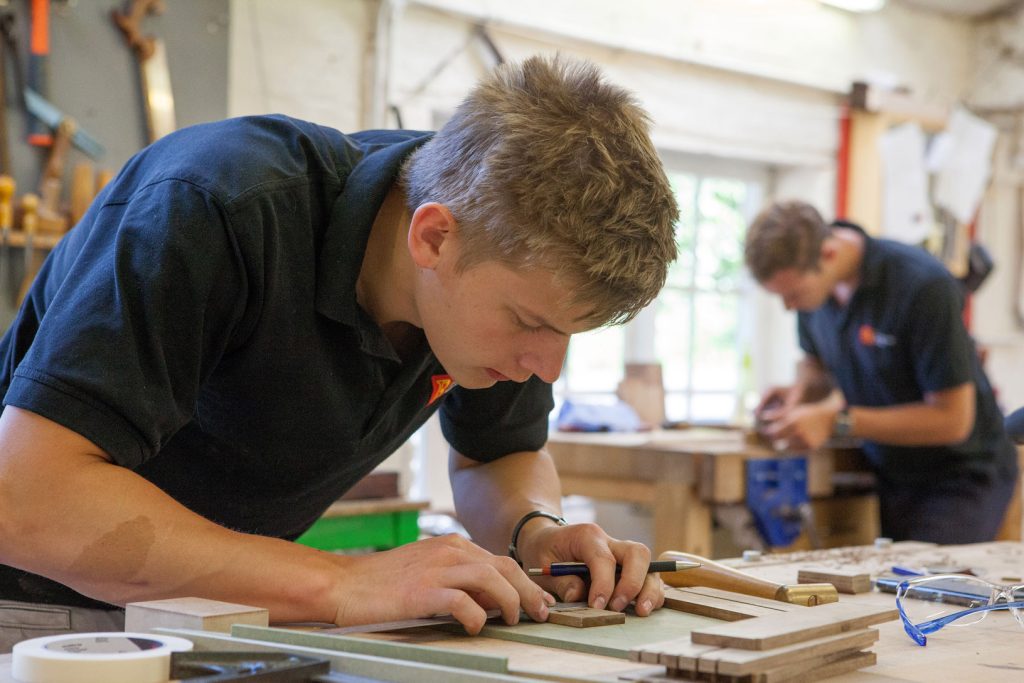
[797,312,819,358]
[4,179,250,468]
[438,375,554,461]
[905,276,972,393]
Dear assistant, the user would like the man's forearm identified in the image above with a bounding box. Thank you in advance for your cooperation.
[0,407,342,623]
[449,449,563,558]
[846,383,975,446]
[796,356,833,403]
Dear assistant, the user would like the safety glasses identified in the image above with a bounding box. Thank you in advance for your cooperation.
[895,574,1024,646]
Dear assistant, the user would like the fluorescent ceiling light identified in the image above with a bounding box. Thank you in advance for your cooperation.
[820,0,887,11]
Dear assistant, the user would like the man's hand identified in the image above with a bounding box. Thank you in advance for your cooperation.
[329,534,555,635]
[516,522,665,617]
[755,385,799,423]
[760,401,839,451]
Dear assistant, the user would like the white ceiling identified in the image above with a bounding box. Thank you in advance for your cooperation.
[896,0,1022,17]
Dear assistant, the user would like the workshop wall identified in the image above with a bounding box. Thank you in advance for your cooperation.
[0,0,229,328]
[228,0,1024,510]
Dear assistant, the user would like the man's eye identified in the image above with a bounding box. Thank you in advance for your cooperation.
[515,316,542,332]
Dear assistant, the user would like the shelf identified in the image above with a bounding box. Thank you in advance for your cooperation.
[2,230,64,250]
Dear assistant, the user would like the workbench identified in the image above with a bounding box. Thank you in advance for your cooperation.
[1,542,1020,682]
[544,429,847,557]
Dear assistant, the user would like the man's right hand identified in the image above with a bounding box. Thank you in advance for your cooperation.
[327,534,555,634]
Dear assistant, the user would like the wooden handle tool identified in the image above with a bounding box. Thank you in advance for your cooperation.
[658,550,838,606]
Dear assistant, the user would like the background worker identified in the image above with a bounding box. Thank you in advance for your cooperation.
[745,200,1017,544]
[0,55,678,652]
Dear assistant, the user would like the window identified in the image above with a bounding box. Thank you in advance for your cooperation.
[558,154,766,424]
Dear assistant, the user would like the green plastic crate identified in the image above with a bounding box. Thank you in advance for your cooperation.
[296,509,421,551]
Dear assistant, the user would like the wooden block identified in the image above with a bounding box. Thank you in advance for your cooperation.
[545,606,625,627]
[664,586,803,623]
[690,602,897,650]
[797,568,872,594]
[125,597,268,634]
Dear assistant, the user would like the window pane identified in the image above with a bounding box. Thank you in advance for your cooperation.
[692,292,739,392]
[664,392,690,423]
[695,178,747,292]
[689,392,736,422]
[654,288,692,393]
[667,173,697,289]
[564,325,624,394]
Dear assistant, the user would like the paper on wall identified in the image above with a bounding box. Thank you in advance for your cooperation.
[878,122,931,244]
[930,107,998,224]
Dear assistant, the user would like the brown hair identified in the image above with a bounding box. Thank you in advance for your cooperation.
[400,54,678,326]
[744,200,830,282]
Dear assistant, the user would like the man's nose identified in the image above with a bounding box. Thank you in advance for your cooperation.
[517,335,570,384]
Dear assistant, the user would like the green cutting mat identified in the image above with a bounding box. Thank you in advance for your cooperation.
[439,607,719,659]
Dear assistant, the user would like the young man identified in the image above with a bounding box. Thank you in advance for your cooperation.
[745,200,1017,544]
[0,55,678,651]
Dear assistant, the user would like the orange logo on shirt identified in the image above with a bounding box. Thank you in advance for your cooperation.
[858,324,876,346]
[858,324,896,348]
[428,374,454,406]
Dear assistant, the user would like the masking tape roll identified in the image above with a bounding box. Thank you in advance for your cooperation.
[12,632,194,683]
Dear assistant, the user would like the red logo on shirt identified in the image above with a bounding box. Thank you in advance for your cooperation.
[428,374,454,406]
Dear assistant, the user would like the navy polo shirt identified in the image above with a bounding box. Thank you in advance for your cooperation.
[0,115,553,607]
[798,222,1014,484]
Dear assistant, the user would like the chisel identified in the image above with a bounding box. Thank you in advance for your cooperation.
[659,549,838,606]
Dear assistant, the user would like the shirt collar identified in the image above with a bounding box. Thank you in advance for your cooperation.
[832,219,884,291]
[315,130,432,328]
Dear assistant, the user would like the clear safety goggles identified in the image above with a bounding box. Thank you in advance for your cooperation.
[896,574,1024,646]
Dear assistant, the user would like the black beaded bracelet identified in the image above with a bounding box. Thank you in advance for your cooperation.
[508,510,567,565]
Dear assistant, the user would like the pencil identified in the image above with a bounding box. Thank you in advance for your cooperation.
[527,560,701,577]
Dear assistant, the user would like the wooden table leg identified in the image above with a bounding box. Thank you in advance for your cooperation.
[654,479,711,557]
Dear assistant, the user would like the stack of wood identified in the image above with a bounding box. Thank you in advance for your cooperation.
[631,591,897,682]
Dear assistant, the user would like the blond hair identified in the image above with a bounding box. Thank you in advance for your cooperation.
[401,54,677,326]
[745,200,830,282]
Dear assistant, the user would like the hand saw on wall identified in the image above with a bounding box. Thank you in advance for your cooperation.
[112,0,176,144]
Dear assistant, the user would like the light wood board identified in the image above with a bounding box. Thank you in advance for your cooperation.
[438,608,719,660]
[690,601,897,650]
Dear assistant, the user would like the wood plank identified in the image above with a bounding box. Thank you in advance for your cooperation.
[156,628,531,683]
[629,635,718,669]
[545,607,625,628]
[663,587,789,622]
[360,626,663,682]
[125,597,268,634]
[697,628,878,676]
[759,649,876,683]
[340,470,400,500]
[449,608,720,660]
[230,625,508,674]
[672,586,805,612]
[689,602,897,650]
[797,568,872,594]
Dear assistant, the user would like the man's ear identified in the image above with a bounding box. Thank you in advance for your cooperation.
[408,202,457,269]
[820,237,837,264]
